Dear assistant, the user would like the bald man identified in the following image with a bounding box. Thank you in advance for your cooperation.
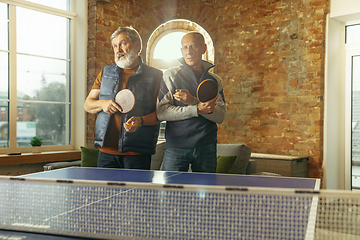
[157,32,226,173]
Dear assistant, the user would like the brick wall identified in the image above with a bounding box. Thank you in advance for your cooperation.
[87,0,329,178]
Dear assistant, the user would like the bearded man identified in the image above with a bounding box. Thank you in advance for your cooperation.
[84,26,163,170]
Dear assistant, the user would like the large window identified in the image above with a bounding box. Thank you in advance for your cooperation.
[325,1,360,190]
[0,0,85,153]
[346,24,360,191]
[351,55,360,191]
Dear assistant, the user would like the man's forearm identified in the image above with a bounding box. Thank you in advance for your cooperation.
[157,99,198,121]
[84,99,105,114]
[142,111,161,125]
[200,104,226,123]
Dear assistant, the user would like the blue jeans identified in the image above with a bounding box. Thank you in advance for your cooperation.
[97,151,151,170]
[161,143,217,173]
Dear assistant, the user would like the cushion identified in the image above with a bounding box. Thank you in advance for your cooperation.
[246,160,257,175]
[217,144,251,174]
[80,146,99,167]
[43,160,81,171]
[150,141,166,170]
[216,155,237,174]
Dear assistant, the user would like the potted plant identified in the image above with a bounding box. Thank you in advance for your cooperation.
[30,136,43,153]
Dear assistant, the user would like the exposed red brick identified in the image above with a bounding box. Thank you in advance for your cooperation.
[86,0,329,180]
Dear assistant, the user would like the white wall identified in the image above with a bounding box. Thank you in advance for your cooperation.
[331,0,360,23]
[324,0,360,189]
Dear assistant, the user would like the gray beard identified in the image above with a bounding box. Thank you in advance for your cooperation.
[115,48,138,69]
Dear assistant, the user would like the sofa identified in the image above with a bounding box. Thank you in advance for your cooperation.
[44,142,256,175]
[150,142,256,174]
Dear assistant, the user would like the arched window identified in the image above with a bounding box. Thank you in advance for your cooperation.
[147,19,215,71]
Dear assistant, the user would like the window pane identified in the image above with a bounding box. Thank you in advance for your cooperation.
[23,0,70,11]
[0,3,8,51]
[346,25,360,44]
[0,3,8,149]
[16,121,35,147]
[153,32,186,59]
[17,55,68,101]
[18,103,69,147]
[0,103,9,148]
[0,52,8,99]
[0,3,8,99]
[351,55,360,190]
[17,7,69,59]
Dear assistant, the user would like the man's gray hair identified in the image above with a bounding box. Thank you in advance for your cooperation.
[110,26,142,53]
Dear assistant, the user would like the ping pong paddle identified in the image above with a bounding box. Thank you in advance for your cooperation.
[115,89,135,113]
[196,79,218,102]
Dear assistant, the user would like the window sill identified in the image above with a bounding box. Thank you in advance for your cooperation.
[0,150,81,166]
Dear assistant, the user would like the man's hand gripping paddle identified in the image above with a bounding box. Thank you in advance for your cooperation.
[196,79,218,102]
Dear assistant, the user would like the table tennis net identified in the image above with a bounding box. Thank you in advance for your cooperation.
[0,176,359,240]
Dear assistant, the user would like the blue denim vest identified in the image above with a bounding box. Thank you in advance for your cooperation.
[94,59,162,155]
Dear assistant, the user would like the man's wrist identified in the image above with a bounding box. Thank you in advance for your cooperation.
[139,116,144,126]
[192,96,199,105]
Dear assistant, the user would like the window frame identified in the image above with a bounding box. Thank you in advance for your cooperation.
[345,43,360,190]
[0,0,86,154]
[324,7,360,190]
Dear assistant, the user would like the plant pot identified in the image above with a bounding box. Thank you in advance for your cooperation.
[32,146,41,153]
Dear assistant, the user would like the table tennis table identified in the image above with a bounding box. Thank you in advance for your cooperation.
[1,167,322,240]
[21,167,321,189]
